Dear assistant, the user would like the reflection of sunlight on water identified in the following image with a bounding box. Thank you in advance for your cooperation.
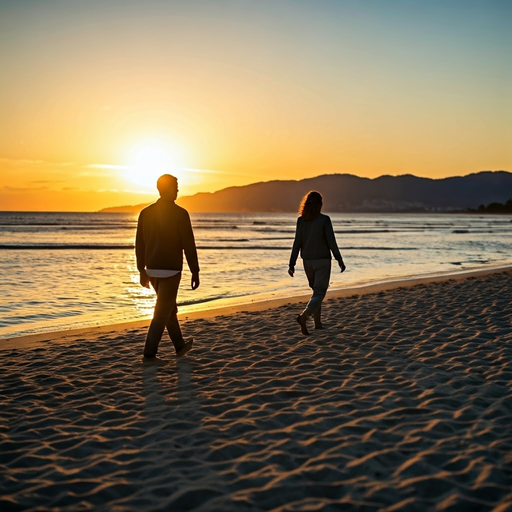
[128,268,155,317]
[2,212,512,339]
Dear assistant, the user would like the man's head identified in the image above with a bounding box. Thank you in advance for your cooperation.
[157,174,178,201]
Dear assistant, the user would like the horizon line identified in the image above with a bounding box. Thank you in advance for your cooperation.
[1,169,509,213]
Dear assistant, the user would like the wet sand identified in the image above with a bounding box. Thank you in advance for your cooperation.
[1,270,511,511]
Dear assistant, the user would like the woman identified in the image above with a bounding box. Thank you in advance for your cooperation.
[288,191,346,335]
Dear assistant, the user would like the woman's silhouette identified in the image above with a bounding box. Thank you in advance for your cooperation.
[288,191,346,335]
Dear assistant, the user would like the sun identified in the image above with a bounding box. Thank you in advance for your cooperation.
[125,140,184,189]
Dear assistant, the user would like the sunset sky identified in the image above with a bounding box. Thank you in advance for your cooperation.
[0,0,510,211]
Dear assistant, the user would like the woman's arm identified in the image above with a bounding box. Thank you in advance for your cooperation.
[288,217,303,275]
[325,217,346,271]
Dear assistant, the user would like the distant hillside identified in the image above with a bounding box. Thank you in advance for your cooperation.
[467,199,512,214]
[100,204,150,213]
[99,171,512,214]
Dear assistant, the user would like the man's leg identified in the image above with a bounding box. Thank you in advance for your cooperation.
[143,274,181,357]
[166,304,186,351]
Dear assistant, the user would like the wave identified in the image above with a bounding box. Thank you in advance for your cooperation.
[254,228,295,233]
[199,246,289,250]
[335,229,393,234]
[343,246,418,251]
[0,244,418,251]
[257,237,294,241]
[0,244,291,251]
[0,244,135,250]
[252,228,431,235]
[0,225,136,231]
[178,294,240,307]
[0,225,438,235]
[0,218,137,227]
[217,238,250,242]
[193,225,240,230]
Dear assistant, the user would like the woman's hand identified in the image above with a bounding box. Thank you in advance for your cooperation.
[339,261,346,273]
[288,266,295,277]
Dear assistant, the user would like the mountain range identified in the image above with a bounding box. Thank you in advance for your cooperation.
[100,171,512,214]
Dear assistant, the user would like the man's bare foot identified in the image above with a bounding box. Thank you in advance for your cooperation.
[142,355,167,365]
[176,339,193,357]
[296,314,310,336]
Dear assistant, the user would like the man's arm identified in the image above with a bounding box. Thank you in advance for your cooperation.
[135,212,150,288]
[180,211,200,289]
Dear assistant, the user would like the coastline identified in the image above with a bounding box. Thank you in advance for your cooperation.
[3,210,511,346]
[3,263,511,351]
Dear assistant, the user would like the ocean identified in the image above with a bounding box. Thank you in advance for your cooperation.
[1,211,511,340]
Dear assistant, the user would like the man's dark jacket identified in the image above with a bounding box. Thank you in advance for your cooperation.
[135,198,199,274]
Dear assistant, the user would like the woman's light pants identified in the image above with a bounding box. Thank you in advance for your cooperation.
[303,259,331,319]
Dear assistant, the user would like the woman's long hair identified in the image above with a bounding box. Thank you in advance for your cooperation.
[299,191,323,221]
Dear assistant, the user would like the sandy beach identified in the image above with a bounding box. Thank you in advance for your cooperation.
[1,269,511,511]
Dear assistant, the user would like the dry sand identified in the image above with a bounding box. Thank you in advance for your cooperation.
[1,270,511,511]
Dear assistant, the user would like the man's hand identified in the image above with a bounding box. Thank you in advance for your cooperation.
[191,272,200,290]
[288,266,295,277]
[339,261,346,273]
[139,270,150,288]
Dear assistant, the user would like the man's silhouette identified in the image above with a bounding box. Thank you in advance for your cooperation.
[136,174,200,359]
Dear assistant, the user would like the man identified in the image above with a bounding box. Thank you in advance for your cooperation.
[135,174,200,360]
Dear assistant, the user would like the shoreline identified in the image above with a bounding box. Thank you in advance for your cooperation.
[3,263,511,351]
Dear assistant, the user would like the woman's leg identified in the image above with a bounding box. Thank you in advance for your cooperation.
[297,260,315,335]
[313,305,322,329]
[304,259,331,317]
